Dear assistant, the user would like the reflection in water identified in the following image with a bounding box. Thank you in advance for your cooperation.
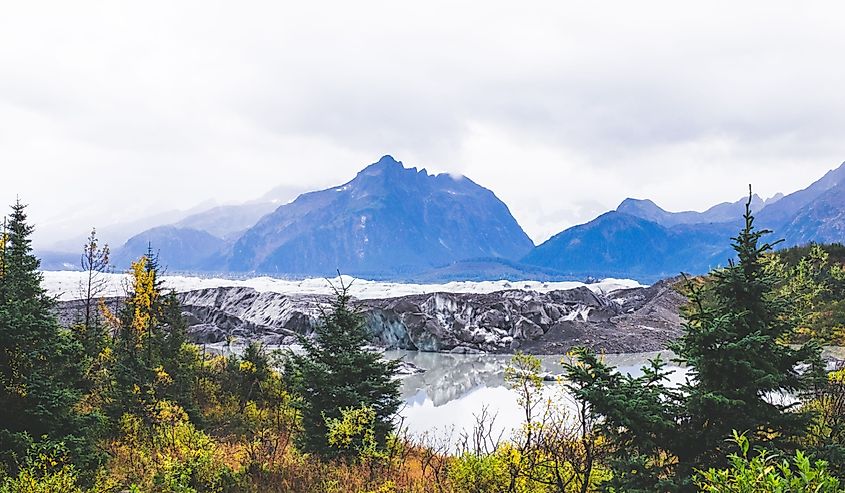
[208,344,843,442]
[385,350,687,441]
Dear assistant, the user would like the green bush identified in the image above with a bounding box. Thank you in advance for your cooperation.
[696,432,841,492]
[106,401,241,492]
[0,446,82,493]
[448,452,510,493]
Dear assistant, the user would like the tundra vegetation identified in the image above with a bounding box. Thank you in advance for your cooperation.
[0,197,843,492]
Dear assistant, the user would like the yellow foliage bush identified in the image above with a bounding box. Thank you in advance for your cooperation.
[0,454,82,493]
[103,400,240,492]
[447,451,511,493]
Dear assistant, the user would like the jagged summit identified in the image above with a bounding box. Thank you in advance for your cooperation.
[358,155,466,183]
[765,192,785,205]
[227,155,534,276]
[359,155,406,175]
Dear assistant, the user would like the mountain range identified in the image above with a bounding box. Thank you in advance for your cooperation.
[39,156,845,282]
[523,161,845,281]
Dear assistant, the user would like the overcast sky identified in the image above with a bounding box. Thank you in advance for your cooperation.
[2,1,844,248]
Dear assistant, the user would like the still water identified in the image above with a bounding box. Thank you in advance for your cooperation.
[207,343,845,444]
[387,347,845,442]
[385,350,687,442]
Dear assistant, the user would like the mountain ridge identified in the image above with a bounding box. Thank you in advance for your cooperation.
[42,157,845,283]
[523,161,845,280]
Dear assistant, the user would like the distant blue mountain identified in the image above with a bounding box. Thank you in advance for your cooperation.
[173,184,303,240]
[113,226,228,271]
[35,250,82,271]
[521,212,736,281]
[756,163,845,229]
[780,181,845,246]
[86,157,845,283]
[524,161,845,281]
[227,156,535,277]
[616,194,770,227]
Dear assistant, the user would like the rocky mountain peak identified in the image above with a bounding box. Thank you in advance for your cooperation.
[616,198,667,220]
[358,155,409,176]
[227,155,534,276]
[814,161,845,190]
[765,192,785,206]
[617,197,660,210]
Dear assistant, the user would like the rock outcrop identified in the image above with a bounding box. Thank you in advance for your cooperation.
[362,286,621,352]
[56,281,686,354]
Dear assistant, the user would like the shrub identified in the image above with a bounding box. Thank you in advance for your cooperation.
[696,432,841,492]
[104,400,241,492]
[448,452,511,493]
[0,445,82,493]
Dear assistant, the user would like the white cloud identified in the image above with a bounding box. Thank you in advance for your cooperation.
[1,1,843,246]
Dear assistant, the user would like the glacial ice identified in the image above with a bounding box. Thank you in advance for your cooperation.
[41,270,643,302]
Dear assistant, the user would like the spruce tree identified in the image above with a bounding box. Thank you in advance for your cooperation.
[0,200,99,474]
[285,281,401,459]
[672,191,820,479]
[565,191,823,491]
[563,349,683,492]
[105,252,198,425]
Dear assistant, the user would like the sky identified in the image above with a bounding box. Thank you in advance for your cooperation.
[2,1,844,248]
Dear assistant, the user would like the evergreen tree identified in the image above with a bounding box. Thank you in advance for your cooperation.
[673,192,820,479]
[563,349,683,492]
[565,191,823,491]
[0,201,100,474]
[104,252,199,425]
[285,281,401,460]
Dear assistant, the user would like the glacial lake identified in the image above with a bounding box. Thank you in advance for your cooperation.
[207,344,845,445]
[385,350,687,444]
[387,346,845,444]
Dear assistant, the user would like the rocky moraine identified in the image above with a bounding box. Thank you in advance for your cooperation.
[57,279,686,354]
